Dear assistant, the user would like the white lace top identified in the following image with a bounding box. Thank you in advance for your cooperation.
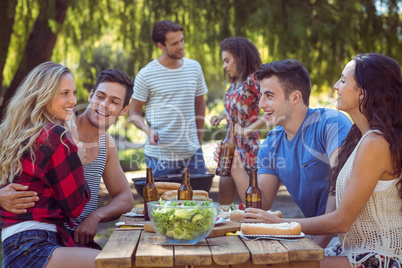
[336,130,402,267]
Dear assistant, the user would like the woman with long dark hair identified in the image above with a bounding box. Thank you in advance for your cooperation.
[211,37,266,204]
[244,53,402,267]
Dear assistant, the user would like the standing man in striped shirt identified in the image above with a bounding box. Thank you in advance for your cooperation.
[130,20,208,176]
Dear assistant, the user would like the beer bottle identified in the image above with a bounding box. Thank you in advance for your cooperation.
[143,167,158,220]
[245,169,262,209]
[178,168,193,200]
[216,123,236,176]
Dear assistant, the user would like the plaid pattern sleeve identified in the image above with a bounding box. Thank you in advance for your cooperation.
[0,123,90,247]
[40,126,90,217]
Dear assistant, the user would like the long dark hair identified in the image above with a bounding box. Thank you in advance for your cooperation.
[329,53,402,200]
[219,37,262,82]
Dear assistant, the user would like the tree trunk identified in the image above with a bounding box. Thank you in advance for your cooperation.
[0,0,69,119]
[0,0,17,106]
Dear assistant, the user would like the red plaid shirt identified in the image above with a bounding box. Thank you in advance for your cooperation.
[0,123,90,247]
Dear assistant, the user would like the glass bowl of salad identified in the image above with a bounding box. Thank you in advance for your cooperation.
[148,200,220,244]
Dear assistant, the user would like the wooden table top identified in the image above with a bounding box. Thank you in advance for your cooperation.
[95,215,324,268]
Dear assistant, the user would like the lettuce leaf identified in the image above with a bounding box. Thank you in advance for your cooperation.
[151,201,217,242]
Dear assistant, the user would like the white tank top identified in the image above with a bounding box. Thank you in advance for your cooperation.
[336,130,402,266]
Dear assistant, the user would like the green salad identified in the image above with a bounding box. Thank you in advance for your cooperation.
[150,200,217,241]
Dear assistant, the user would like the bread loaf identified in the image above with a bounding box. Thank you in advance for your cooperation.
[154,182,181,199]
[241,222,301,236]
[160,190,209,201]
[160,190,177,200]
[229,210,282,222]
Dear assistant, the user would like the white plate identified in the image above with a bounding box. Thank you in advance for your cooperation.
[238,231,305,239]
[115,221,144,227]
[215,218,226,225]
[124,211,145,217]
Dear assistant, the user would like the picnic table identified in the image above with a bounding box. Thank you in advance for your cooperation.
[95,215,324,268]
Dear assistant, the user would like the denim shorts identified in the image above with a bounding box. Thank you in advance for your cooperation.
[2,230,62,268]
[146,147,207,177]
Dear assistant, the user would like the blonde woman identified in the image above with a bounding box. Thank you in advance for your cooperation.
[0,62,99,267]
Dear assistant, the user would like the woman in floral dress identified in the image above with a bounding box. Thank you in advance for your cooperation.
[211,37,266,204]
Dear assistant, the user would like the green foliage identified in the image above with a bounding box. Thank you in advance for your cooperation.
[2,0,397,154]
[2,0,39,87]
[1,0,401,111]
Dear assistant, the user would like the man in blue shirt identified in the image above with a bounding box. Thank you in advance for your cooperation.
[226,59,352,247]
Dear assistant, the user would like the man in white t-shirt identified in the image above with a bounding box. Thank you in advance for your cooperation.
[130,20,208,176]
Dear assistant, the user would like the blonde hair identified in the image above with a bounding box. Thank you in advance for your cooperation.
[0,62,73,185]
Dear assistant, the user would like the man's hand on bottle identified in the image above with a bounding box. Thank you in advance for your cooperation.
[0,183,38,214]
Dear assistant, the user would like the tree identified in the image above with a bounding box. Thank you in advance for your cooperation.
[0,0,18,106]
[0,0,69,118]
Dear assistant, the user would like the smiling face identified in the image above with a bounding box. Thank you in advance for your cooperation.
[87,82,129,129]
[221,50,237,79]
[45,73,77,121]
[160,31,185,60]
[334,60,362,114]
[258,76,293,127]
